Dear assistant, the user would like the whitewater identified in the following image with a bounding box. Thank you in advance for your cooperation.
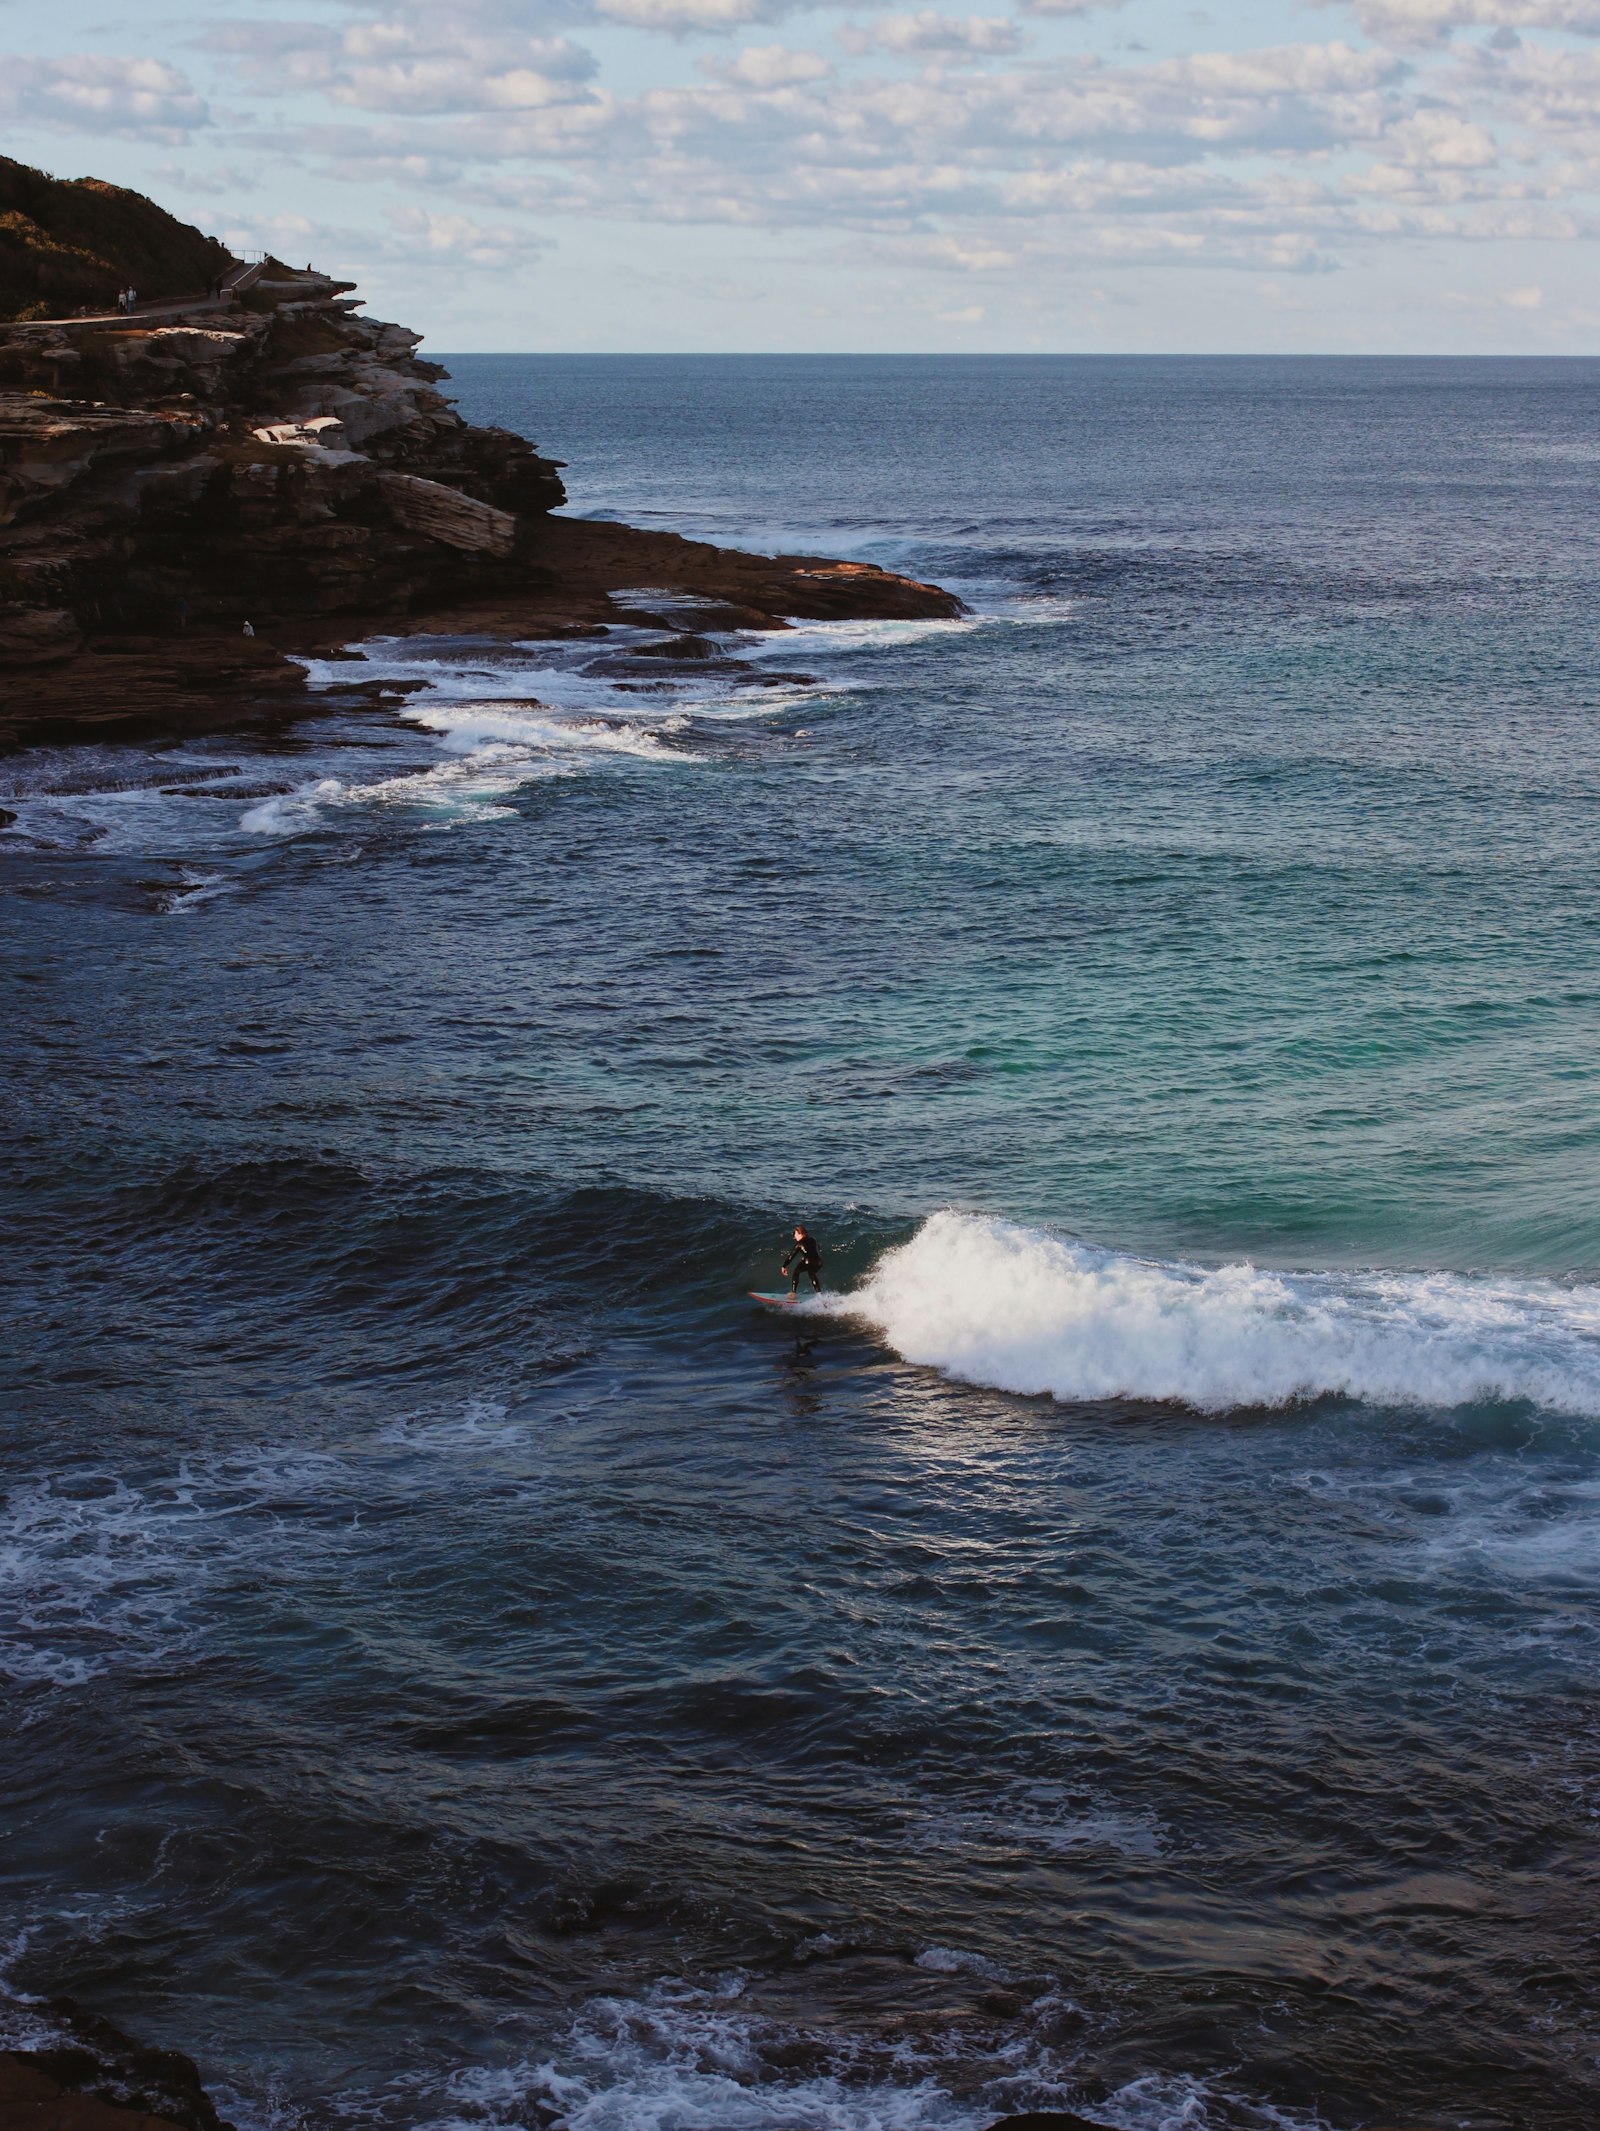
[830,1211,1600,1415]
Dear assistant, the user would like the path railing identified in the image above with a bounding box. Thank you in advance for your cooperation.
[20,253,278,329]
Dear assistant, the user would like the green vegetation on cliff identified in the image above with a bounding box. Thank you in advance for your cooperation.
[0,156,232,322]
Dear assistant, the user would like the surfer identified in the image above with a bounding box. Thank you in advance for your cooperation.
[782,1225,822,1297]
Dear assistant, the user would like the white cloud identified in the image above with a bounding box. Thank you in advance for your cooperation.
[0,53,209,139]
[1329,0,1600,44]
[21,0,1600,338]
[710,42,834,84]
[204,19,596,115]
[386,205,552,263]
[838,13,1023,55]
[1383,105,1499,160]
[592,0,797,28]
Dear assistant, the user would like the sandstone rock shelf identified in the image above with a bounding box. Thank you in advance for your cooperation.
[0,168,961,753]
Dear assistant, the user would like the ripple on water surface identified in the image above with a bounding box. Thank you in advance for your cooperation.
[7,357,1600,2129]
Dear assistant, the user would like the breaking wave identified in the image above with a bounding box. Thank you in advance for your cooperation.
[826,1211,1600,1415]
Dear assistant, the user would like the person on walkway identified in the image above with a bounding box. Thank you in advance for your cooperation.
[782,1225,823,1297]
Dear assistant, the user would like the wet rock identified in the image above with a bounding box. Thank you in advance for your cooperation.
[983,2113,1107,2131]
[0,2054,192,2131]
[0,1997,233,2131]
[642,632,721,660]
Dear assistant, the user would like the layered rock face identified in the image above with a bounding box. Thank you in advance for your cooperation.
[0,262,567,669]
[0,195,960,750]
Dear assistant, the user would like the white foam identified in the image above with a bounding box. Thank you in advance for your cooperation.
[237,642,749,835]
[401,699,695,762]
[746,615,985,657]
[162,866,234,913]
[0,1999,60,2053]
[0,1477,203,1689]
[240,778,347,836]
[304,632,808,727]
[914,1946,1008,1980]
[384,1980,1330,2131]
[826,1212,1600,1416]
[375,1398,526,1451]
[433,1984,989,2131]
[1092,2072,1327,2131]
[0,1451,351,1693]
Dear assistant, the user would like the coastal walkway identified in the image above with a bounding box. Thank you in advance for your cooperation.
[27,257,283,329]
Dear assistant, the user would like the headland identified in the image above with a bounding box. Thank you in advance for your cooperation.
[0,159,960,752]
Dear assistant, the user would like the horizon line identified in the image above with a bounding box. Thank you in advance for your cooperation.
[427,347,1600,361]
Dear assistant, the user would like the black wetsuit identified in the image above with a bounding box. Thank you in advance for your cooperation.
[783,1232,822,1295]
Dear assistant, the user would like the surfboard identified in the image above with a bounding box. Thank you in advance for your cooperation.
[749,1290,797,1310]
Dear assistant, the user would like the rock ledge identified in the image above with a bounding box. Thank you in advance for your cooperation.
[0,178,961,752]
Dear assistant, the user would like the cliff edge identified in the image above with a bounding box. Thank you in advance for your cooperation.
[0,163,961,750]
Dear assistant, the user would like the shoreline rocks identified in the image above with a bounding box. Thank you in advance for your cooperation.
[0,2000,232,2131]
[0,169,961,756]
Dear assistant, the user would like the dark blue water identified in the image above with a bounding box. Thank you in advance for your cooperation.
[4,358,1600,2131]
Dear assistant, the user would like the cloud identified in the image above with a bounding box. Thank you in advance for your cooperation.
[0,54,209,139]
[50,2,1600,314]
[709,42,834,84]
[1328,0,1600,44]
[204,19,597,115]
[837,13,1024,55]
[591,0,798,28]
[280,40,1428,273]
[386,205,553,263]
[149,162,260,194]
[387,37,1409,178]
[1386,106,1498,161]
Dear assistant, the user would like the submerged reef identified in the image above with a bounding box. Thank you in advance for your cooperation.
[0,161,960,750]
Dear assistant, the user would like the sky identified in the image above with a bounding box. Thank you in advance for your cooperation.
[4,0,1600,349]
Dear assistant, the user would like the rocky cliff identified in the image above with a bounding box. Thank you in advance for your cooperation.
[0,172,960,751]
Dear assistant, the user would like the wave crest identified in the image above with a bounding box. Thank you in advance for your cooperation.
[829,1211,1600,1415]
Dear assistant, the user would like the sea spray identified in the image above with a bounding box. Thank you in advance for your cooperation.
[827,1211,1600,1414]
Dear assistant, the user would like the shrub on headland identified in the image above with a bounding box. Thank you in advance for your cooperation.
[0,156,232,321]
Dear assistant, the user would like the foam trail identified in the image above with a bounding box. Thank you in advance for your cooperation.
[826,1211,1600,1415]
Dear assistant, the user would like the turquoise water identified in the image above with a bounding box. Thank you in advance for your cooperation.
[2,358,1599,2129]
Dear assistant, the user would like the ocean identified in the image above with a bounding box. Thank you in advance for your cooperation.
[3,355,1599,2130]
